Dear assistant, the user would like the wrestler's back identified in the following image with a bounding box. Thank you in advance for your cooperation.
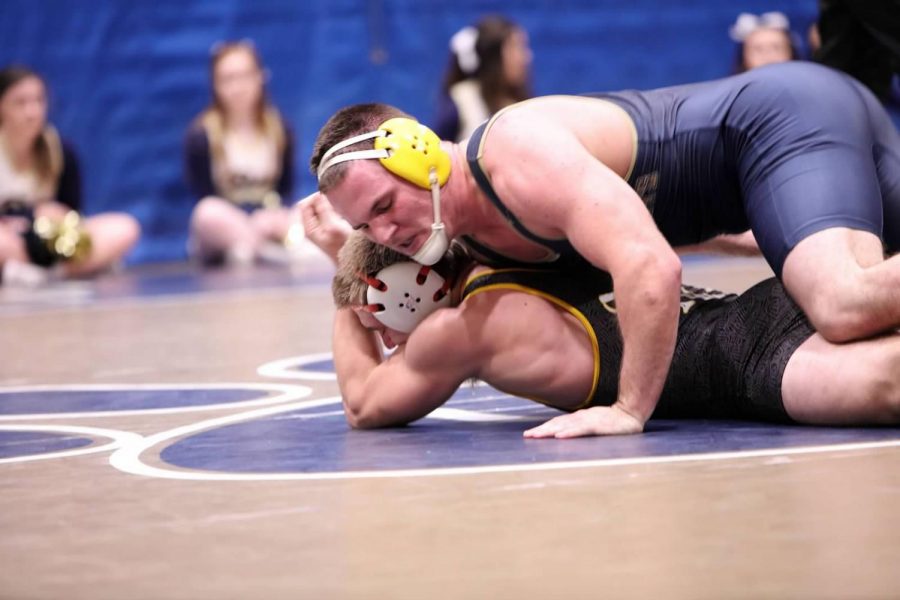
[486,94,638,181]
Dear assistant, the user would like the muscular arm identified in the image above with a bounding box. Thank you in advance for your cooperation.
[485,113,682,431]
[333,308,477,428]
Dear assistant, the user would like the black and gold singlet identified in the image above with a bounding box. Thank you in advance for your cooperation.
[463,269,815,423]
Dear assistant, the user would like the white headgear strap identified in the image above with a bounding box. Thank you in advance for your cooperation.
[316,130,389,179]
[316,129,450,266]
[364,262,451,333]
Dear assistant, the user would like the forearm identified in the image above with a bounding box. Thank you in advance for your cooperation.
[613,258,682,424]
[332,308,384,426]
[332,308,457,428]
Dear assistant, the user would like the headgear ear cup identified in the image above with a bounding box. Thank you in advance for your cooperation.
[317,118,451,187]
[374,118,451,189]
[374,119,452,264]
[364,262,451,333]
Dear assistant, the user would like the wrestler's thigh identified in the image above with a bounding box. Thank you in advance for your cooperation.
[873,126,900,253]
[846,72,900,252]
[878,151,900,254]
[781,227,884,310]
[743,146,884,277]
[781,331,900,425]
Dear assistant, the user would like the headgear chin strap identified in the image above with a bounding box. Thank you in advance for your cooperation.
[361,262,451,333]
[410,224,449,265]
[317,118,452,266]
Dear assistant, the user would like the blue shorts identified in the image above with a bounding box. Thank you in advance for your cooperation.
[593,62,900,275]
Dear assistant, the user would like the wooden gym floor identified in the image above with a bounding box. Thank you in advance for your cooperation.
[1,255,898,600]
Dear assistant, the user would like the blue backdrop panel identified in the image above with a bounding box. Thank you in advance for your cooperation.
[1,0,818,263]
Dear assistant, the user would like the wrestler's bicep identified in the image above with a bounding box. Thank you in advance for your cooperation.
[369,352,469,423]
[563,174,669,272]
[357,320,479,426]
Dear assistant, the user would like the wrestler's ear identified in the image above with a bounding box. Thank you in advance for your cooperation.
[351,304,384,315]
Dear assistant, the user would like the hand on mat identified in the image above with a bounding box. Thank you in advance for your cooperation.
[523,405,644,439]
[298,192,352,263]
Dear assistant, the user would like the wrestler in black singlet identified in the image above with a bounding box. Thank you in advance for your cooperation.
[463,269,815,423]
[465,62,900,276]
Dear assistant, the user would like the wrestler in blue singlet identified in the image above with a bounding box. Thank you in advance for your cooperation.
[463,269,814,423]
[466,62,900,276]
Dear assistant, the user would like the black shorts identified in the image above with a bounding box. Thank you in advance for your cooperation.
[654,279,816,424]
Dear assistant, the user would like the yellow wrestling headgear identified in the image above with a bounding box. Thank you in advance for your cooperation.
[317,118,451,188]
[317,118,453,266]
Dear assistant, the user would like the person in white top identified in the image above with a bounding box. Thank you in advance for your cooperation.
[433,16,533,142]
[0,65,140,284]
[183,41,300,266]
[729,11,800,73]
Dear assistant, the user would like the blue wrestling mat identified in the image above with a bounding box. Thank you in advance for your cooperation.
[3,384,897,474]
[290,358,336,374]
[160,385,900,474]
[0,387,275,415]
[0,430,93,459]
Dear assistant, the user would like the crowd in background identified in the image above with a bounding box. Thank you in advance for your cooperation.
[1,3,897,285]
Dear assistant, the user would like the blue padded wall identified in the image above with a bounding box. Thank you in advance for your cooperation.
[1,0,818,263]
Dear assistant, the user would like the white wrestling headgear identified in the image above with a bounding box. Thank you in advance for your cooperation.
[360,262,451,333]
[317,118,452,265]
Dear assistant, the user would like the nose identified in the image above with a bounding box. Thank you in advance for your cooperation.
[370,221,398,248]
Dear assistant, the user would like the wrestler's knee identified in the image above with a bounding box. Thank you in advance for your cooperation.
[782,228,889,341]
[801,292,876,343]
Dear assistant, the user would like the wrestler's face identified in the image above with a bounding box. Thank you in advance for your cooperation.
[0,75,47,142]
[326,161,437,258]
[743,28,792,70]
[353,308,409,349]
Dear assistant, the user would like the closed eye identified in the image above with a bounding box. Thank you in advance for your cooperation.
[373,199,392,216]
[354,195,392,230]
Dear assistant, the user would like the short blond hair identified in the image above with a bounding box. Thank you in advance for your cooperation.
[332,234,469,308]
[332,234,407,307]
